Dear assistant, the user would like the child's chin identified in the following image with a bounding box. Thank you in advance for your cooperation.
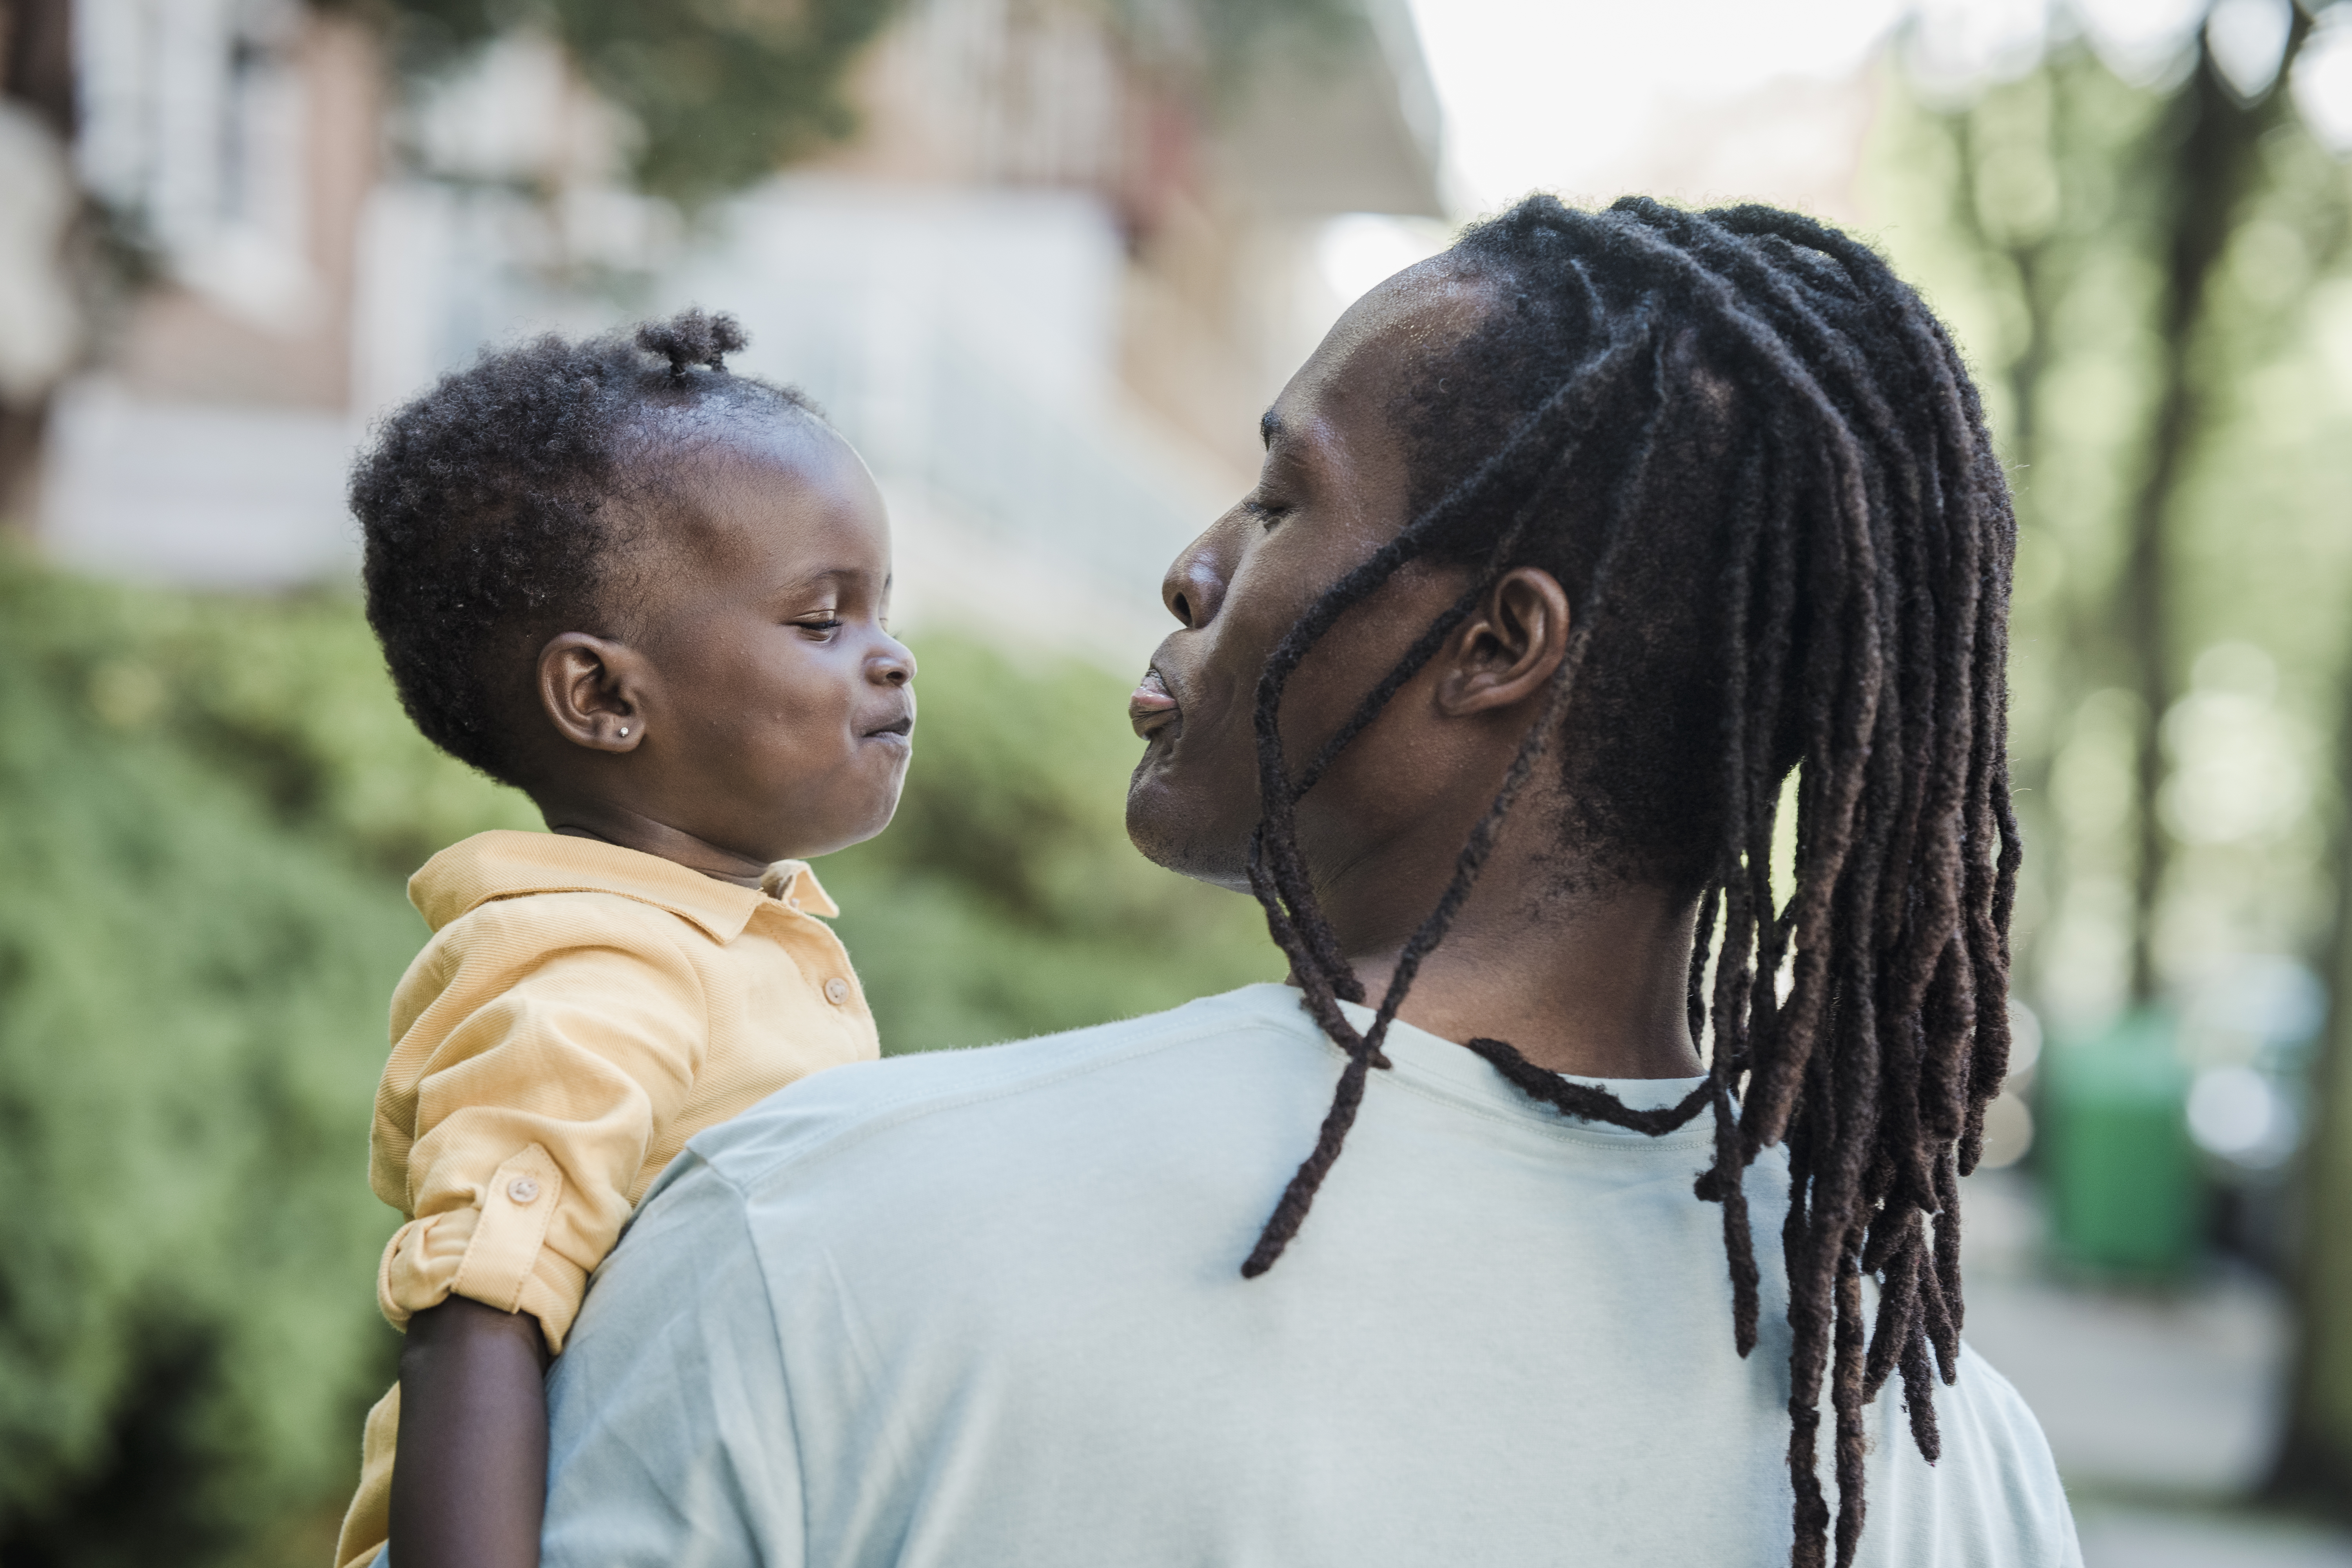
[861,784,911,839]
[796,793,907,860]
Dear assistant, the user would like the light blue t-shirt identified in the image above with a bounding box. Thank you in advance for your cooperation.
[541,983,2080,1567]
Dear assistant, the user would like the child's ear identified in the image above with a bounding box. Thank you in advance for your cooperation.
[537,633,647,753]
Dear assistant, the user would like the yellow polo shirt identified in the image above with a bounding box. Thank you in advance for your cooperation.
[336,829,878,1568]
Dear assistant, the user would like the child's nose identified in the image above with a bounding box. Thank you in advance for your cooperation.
[871,637,915,686]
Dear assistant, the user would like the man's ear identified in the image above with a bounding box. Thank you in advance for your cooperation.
[1435,566,1571,717]
[537,633,648,753]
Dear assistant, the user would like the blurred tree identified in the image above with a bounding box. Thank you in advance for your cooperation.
[2289,670,2352,1507]
[324,0,1367,208]
[0,0,81,525]
[2114,6,2311,1004]
[0,565,422,1567]
[1900,50,2157,995]
[1905,7,2321,1006]
[328,0,909,207]
[1875,0,2352,1508]
[0,0,68,131]
[1109,0,1361,97]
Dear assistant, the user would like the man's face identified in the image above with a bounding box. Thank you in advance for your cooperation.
[1126,265,1494,890]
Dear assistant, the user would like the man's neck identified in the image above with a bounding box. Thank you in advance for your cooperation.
[1318,860,1703,1081]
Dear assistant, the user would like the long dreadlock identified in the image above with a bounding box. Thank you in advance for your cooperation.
[1236,196,2020,1568]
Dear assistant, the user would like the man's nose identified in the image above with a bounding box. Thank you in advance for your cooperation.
[1161,532,1229,630]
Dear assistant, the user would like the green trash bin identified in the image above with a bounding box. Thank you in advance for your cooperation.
[2040,1007,2200,1278]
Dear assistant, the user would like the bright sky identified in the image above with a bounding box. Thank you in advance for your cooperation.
[1398,0,2352,214]
[1318,0,2352,308]
[1400,0,1907,210]
[1317,0,1915,300]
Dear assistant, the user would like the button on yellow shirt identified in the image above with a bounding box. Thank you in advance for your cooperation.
[336,829,878,1568]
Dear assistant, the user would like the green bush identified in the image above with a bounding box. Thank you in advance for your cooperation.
[0,550,1273,1564]
[0,564,423,1565]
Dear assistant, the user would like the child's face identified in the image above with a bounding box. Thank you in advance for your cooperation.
[622,416,914,864]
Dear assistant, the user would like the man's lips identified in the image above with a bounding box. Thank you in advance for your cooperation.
[862,711,914,740]
[1130,669,1179,739]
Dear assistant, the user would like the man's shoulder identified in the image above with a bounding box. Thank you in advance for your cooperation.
[659,983,1311,1202]
[1861,1345,2079,1567]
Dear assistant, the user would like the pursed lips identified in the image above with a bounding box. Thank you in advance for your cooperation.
[1130,668,1179,739]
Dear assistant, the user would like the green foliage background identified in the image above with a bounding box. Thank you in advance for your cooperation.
[1862,47,2352,1025]
[0,550,1272,1564]
[1858,27,2352,1496]
[323,0,909,206]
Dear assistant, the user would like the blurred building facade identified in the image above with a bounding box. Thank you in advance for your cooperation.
[33,0,1444,668]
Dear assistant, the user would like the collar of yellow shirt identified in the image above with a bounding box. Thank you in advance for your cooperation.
[407,829,840,942]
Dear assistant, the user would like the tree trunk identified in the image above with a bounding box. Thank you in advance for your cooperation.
[0,0,76,532]
[2274,641,2352,1509]
[2120,17,2303,1002]
[1,0,73,134]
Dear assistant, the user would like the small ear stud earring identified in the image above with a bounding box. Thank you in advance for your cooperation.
[619,727,629,737]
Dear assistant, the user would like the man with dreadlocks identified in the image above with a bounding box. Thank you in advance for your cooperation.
[536,197,2080,1568]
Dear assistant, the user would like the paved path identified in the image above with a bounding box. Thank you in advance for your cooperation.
[1959,1172,2352,1566]
[2076,1508,2352,1567]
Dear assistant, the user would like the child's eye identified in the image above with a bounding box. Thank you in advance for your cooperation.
[795,617,844,635]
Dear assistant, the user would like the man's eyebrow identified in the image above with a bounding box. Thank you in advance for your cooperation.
[1260,409,1283,450]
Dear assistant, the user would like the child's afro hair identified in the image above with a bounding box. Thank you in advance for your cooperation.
[352,308,819,788]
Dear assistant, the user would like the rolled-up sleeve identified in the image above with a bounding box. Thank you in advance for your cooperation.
[372,900,709,1352]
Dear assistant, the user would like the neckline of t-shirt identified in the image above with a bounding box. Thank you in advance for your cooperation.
[1241,983,1713,1147]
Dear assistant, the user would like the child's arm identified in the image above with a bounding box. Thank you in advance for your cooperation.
[391,1295,552,1568]
[372,910,712,1564]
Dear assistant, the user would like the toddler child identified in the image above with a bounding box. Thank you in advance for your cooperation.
[333,309,915,1568]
